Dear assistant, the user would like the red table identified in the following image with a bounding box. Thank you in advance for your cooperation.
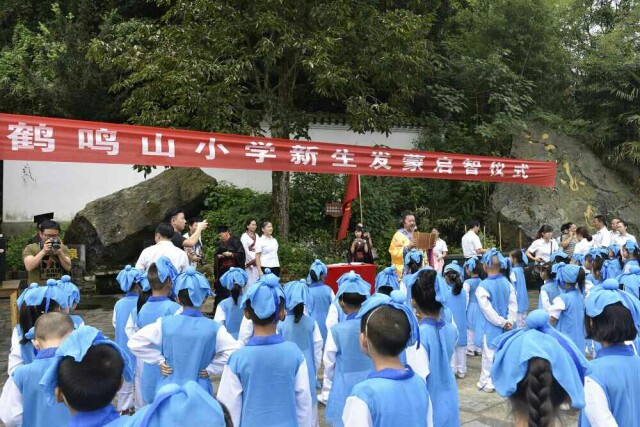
[325,263,377,294]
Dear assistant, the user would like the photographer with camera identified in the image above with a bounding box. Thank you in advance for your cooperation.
[22,219,71,284]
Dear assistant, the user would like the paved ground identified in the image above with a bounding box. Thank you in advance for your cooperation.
[0,290,579,426]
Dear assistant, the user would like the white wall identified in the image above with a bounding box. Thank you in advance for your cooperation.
[3,124,421,222]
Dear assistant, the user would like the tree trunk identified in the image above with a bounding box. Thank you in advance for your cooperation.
[271,170,290,242]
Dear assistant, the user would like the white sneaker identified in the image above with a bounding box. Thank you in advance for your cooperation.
[466,350,475,356]
[317,395,327,405]
[455,372,466,379]
[477,383,495,393]
[560,402,570,411]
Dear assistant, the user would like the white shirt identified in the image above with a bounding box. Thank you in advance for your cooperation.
[476,284,518,327]
[255,235,280,268]
[461,231,482,258]
[574,238,592,255]
[614,233,637,247]
[0,376,21,427]
[8,327,23,375]
[135,240,189,273]
[217,357,312,427]
[432,238,448,260]
[593,227,611,249]
[584,376,619,426]
[240,232,257,267]
[128,316,240,376]
[527,238,559,262]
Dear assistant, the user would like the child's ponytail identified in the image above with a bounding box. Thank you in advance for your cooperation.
[510,357,567,427]
[231,284,242,305]
[309,270,319,283]
[293,303,304,323]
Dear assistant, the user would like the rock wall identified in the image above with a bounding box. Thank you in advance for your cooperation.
[65,168,216,269]
[489,122,640,247]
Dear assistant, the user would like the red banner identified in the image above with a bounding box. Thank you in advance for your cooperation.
[0,113,556,186]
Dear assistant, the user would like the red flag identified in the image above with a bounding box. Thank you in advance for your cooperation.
[337,175,360,241]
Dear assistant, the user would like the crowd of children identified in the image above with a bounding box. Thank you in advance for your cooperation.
[2,222,640,427]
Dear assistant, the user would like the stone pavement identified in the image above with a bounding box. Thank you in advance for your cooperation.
[0,291,580,426]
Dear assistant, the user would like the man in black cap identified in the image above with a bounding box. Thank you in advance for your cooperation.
[213,225,245,311]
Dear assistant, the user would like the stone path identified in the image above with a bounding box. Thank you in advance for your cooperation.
[0,290,580,426]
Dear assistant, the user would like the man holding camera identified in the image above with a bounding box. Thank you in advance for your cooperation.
[23,219,71,284]
[184,216,206,268]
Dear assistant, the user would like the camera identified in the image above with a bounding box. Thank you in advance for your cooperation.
[50,238,61,251]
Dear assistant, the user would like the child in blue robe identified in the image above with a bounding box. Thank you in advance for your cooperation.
[444,261,468,379]
[217,273,312,427]
[406,268,459,427]
[463,257,484,356]
[623,240,640,273]
[606,243,623,278]
[8,280,69,375]
[619,266,640,299]
[0,312,74,427]
[585,251,606,295]
[476,248,517,393]
[323,271,372,427]
[126,258,181,405]
[215,267,249,339]
[129,267,239,398]
[40,325,134,427]
[509,249,529,327]
[548,263,586,352]
[582,279,640,426]
[58,275,84,328]
[538,262,561,311]
[106,382,227,427]
[374,266,399,296]
[278,279,323,426]
[342,291,431,426]
[307,259,334,345]
[112,265,144,413]
[491,310,590,426]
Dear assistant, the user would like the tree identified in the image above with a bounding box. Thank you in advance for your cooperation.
[89,0,435,240]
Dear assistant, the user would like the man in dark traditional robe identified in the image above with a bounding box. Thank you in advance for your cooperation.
[213,225,245,312]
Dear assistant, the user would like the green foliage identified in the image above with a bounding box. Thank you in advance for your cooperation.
[6,228,34,272]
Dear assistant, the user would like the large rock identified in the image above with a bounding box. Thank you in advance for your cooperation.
[489,122,640,247]
[65,168,216,270]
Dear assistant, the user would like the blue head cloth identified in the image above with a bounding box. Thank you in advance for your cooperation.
[588,248,608,260]
[58,275,80,307]
[335,271,371,299]
[121,382,226,427]
[174,267,212,308]
[21,279,69,312]
[463,257,479,279]
[219,267,249,291]
[40,326,134,405]
[154,256,179,286]
[116,265,142,293]
[586,279,640,331]
[241,269,284,320]
[137,272,151,292]
[308,259,328,283]
[554,263,581,288]
[481,248,508,269]
[572,252,584,266]
[402,267,446,307]
[16,282,40,308]
[404,248,423,267]
[444,260,464,277]
[356,290,420,349]
[490,310,590,409]
[624,240,639,253]
[374,266,399,293]
[608,244,621,257]
[283,279,311,312]
[550,250,568,261]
